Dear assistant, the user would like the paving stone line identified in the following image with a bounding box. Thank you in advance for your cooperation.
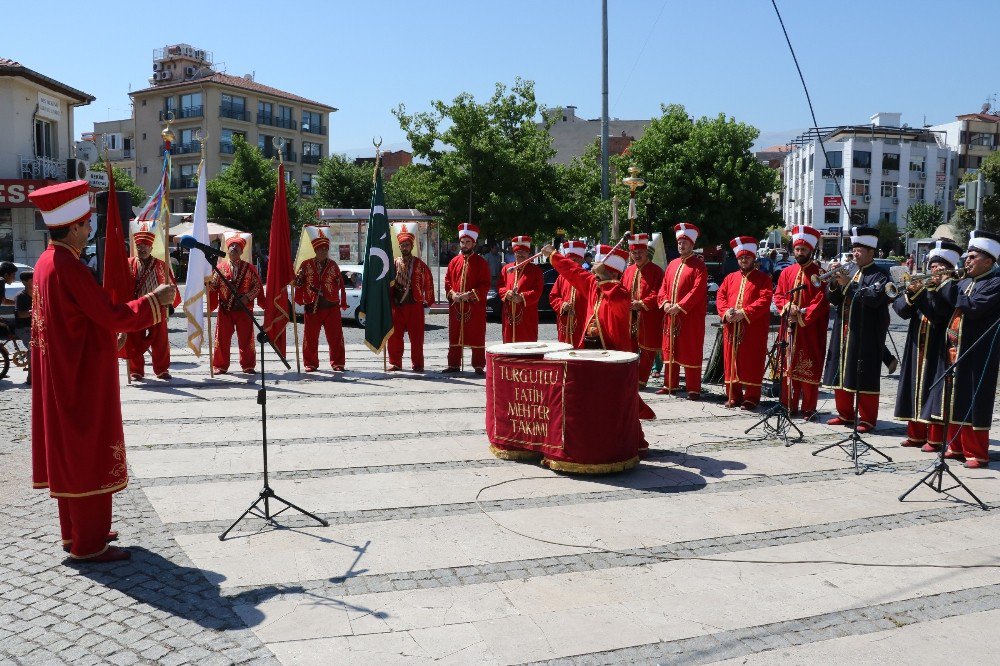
[528,581,1000,665]
[220,492,989,604]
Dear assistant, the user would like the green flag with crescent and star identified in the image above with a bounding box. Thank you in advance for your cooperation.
[358,164,396,353]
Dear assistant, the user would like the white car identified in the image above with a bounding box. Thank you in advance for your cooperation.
[2,262,34,305]
[292,264,365,327]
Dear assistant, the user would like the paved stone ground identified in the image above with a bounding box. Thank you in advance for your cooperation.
[3,309,999,664]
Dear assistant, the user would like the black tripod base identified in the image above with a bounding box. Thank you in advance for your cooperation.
[813,432,892,475]
[898,461,990,510]
[219,484,329,540]
[745,403,803,446]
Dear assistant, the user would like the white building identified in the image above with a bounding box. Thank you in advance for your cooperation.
[783,112,953,236]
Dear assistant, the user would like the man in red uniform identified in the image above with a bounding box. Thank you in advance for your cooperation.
[657,223,708,399]
[388,226,434,372]
[443,223,490,374]
[125,224,178,381]
[498,235,543,343]
[622,233,664,387]
[294,227,348,372]
[542,243,632,351]
[772,225,828,418]
[209,233,262,374]
[29,180,176,562]
[716,236,774,410]
[548,240,588,345]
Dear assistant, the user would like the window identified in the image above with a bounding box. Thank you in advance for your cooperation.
[302,110,322,132]
[180,92,203,118]
[178,163,197,189]
[882,153,900,171]
[824,179,839,196]
[881,181,897,198]
[824,151,843,169]
[301,172,317,195]
[851,151,871,169]
[258,101,272,124]
[807,153,813,170]
[909,156,925,172]
[851,179,870,196]
[220,93,247,120]
[968,132,996,147]
[908,183,925,200]
[34,119,54,158]
[178,128,201,154]
[285,169,294,183]
[275,105,294,129]
[220,129,244,154]
[164,96,176,112]
[103,133,119,150]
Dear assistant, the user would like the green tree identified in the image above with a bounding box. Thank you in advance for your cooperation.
[91,159,147,207]
[623,104,781,248]
[902,201,944,238]
[393,78,563,240]
[875,217,899,253]
[206,135,299,241]
[313,154,372,208]
[385,163,437,210]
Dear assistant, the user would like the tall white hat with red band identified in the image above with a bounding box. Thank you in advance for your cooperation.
[790,225,821,249]
[561,240,586,257]
[457,223,479,242]
[627,232,650,248]
[511,235,532,252]
[730,236,758,258]
[132,222,156,247]
[674,222,699,243]
[600,246,629,275]
[27,180,91,228]
[305,225,330,250]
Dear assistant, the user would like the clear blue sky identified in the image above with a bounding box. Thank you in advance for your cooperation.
[5,0,996,156]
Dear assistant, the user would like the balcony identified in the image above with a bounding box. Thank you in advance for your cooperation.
[301,154,321,165]
[301,123,327,136]
[283,150,297,162]
[172,176,197,189]
[122,148,134,159]
[273,117,297,130]
[220,142,236,155]
[167,142,201,155]
[19,155,65,180]
[179,105,204,119]
[219,106,250,122]
[301,185,315,196]
[257,112,273,126]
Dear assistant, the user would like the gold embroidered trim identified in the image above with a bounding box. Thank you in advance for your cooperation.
[542,455,639,474]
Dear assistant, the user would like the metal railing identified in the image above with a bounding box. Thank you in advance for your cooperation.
[171,176,197,189]
[301,185,315,196]
[179,105,204,119]
[219,106,249,121]
[301,123,327,136]
[18,156,64,180]
[273,116,297,130]
[220,142,236,155]
[256,112,273,125]
[301,154,321,165]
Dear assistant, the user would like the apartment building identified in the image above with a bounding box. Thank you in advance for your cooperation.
[930,110,1000,180]
[783,112,953,234]
[0,57,94,263]
[541,105,649,164]
[129,44,336,212]
[83,118,136,178]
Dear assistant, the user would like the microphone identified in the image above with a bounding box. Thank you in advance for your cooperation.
[179,234,226,260]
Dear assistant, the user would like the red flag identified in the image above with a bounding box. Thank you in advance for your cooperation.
[102,164,134,358]
[263,163,294,357]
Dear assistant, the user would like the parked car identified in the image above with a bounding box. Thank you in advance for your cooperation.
[292,263,365,327]
[486,264,558,322]
[1,262,34,306]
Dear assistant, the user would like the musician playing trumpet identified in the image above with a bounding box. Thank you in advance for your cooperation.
[773,225,829,419]
[821,226,891,433]
[893,239,962,450]
[498,236,543,343]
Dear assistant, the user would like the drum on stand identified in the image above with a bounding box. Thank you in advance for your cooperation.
[486,341,572,461]
[539,349,643,474]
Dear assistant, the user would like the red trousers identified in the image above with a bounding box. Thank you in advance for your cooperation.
[946,425,990,464]
[781,380,819,414]
[448,345,485,370]
[57,493,112,559]
[303,307,345,369]
[726,382,762,406]
[907,421,944,446]
[388,303,425,370]
[662,363,702,395]
[213,309,255,372]
[637,349,656,386]
[126,320,170,377]
[834,390,879,428]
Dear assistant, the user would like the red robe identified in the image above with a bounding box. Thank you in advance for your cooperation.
[716,269,773,388]
[548,274,587,346]
[32,242,161,496]
[208,259,263,313]
[772,260,828,385]
[657,254,708,368]
[498,261,543,343]
[293,258,348,311]
[392,255,435,307]
[623,261,665,352]
[550,252,632,351]
[126,256,176,375]
[445,252,490,348]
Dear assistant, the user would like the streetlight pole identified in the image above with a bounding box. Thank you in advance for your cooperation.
[600,0,610,244]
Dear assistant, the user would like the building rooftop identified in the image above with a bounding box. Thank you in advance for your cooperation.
[130,71,336,111]
[955,112,1000,122]
[0,57,95,104]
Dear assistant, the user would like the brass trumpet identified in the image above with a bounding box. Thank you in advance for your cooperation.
[810,259,855,288]
[884,268,966,299]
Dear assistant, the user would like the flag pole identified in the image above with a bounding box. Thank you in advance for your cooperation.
[104,149,133,386]
[206,281,215,378]
[278,147,301,375]
[161,116,175,284]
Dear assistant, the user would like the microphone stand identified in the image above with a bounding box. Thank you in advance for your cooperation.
[745,283,805,446]
[210,257,329,539]
[897,306,999,509]
[812,278,893,474]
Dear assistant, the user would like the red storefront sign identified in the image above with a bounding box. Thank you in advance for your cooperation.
[0,180,54,207]
[823,196,842,208]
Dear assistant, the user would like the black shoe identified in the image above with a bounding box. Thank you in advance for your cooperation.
[441,367,460,373]
[474,368,486,375]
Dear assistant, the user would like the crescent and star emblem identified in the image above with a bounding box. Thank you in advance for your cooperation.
[369,247,389,281]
